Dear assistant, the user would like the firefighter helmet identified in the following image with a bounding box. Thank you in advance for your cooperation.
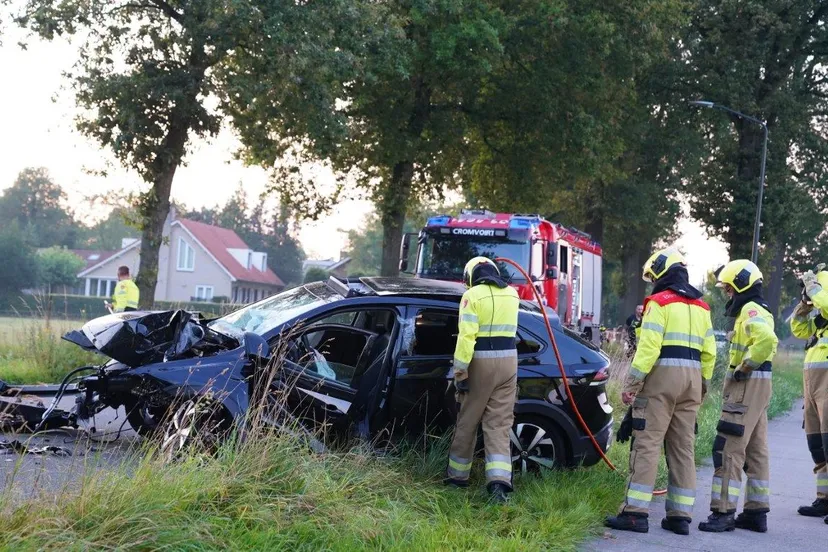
[642,248,686,283]
[716,259,763,294]
[463,256,499,288]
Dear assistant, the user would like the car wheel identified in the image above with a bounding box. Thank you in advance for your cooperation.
[510,415,567,474]
[124,398,169,437]
[160,399,228,463]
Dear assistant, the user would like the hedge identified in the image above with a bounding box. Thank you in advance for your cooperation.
[0,294,240,321]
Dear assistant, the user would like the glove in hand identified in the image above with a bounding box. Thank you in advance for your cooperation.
[733,369,747,383]
[455,378,469,394]
[617,409,633,443]
[802,270,818,290]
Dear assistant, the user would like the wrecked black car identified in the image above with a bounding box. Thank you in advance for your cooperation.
[0,277,614,470]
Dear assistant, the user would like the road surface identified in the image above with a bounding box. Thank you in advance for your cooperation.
[1,393,139,504]
[585,399,821,551]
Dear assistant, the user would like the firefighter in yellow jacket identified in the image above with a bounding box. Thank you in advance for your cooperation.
[106,265,140,312]
[699,260,777,533]
[445,257,520,503]
[606,248,716,535]
[791,267,828,522]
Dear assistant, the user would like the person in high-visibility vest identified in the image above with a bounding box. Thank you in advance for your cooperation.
[791,268,828,522]
[699,260,777,533]
[107,265,140,312]
[444,256,520,504]
[606,248,716,535]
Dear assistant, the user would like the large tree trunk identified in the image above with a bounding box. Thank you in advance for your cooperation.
[621,246,650,317]
[727,122,766,259]
[764,240,786,317]
[380,161,415,276]
[378,76,432,277]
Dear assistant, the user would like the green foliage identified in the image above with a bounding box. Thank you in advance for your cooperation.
[0,167,79,248]
[0,222,38,302]
[35,247,85,291]
[303,267,330,284]
[82,208,139,251]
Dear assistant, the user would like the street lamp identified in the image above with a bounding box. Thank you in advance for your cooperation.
[689,100,768,264]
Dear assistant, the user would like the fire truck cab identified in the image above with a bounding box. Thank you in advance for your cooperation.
[400,209,603,339]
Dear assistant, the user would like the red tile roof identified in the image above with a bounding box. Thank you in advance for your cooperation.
[69,249,119,272]
[177,218,285,287]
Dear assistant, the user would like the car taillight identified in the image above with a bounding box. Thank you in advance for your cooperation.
[589,366,609,386]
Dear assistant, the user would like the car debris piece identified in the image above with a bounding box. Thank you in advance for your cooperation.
[0,439,71,457]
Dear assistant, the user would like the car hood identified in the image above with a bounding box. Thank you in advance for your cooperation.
[63,310,237,367]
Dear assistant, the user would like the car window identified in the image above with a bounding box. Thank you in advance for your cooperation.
[410,310,458,356]
[405,308,539,357]
[298,327,369,387]
[313,311,358,326]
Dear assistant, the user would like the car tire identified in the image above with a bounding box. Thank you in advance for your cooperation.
[510,414,568,473]
[160,399,229,463]
[123,398,170,437]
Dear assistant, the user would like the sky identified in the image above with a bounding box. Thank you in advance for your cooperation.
[0,18,729,285]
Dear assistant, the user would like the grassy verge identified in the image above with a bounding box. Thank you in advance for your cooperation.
[0,340,804,550]
[0,316,98,384]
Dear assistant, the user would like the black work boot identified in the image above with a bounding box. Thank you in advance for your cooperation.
[442,477,469,489]
[604,513,649,533]
[735,511,768,533]
[488,482,510,504]
[798,498,828,517]
[661,516,690,535]
[698,512,735,532]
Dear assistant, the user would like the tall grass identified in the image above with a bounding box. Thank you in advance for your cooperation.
[0,317,98,384]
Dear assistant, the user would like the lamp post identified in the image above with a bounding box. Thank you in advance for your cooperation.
[689,100,768,264]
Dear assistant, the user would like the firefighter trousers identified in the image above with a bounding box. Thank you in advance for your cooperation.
[447,354,517,490]
[709,367,772,514]
[804,364,828,500]
[620,365,702,520]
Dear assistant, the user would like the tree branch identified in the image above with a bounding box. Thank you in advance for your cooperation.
[149,0,183,23]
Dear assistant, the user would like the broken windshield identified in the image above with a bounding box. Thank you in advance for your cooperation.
[210,283,341,337]
[416,234,530,283]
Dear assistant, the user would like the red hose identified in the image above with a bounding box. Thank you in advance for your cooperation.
[495,258,617,471]
[494,258,668,495]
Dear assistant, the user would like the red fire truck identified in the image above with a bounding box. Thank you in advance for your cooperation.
[400,209,603,339]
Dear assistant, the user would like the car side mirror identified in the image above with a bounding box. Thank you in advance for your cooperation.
[546,267,558,279]
[546,243,557,266]
[243,332,270,364]
[399,232,417,274]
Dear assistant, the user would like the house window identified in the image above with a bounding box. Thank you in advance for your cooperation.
[177,238,195,271]
[195,285,214,301]
[253,289,259,302]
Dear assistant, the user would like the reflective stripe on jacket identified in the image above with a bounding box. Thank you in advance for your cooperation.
[730,301,777,371]
[791,284,828,368]
[453,283,520,372]
[629,290,716,383]
[112,279,140,312]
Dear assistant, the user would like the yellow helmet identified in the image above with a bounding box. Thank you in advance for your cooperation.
[463,256,498,287]
[642,248,686,283]
[716,259,762,294]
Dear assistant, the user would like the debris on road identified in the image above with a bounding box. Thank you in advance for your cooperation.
[0,439,71,457]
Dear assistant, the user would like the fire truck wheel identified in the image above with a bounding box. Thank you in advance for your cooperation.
[509,415,567,473]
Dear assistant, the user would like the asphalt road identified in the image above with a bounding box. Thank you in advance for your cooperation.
[1,393,139,504]
[585,399,822,551]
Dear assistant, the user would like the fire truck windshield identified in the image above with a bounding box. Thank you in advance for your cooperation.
[417,234,530,283]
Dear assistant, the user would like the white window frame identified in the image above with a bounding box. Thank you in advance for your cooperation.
[195,285,214,301]
[177,238,195,272]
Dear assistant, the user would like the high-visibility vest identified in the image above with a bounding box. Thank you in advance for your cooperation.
[630,290,716,383]
[112,279,140,311]
[453,283,520,372]
[791,282,828,370]
[729,301,777,373]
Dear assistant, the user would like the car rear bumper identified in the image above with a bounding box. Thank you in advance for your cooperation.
[571,418,614,467]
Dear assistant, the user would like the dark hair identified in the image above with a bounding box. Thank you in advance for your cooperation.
[118,266,130,277]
